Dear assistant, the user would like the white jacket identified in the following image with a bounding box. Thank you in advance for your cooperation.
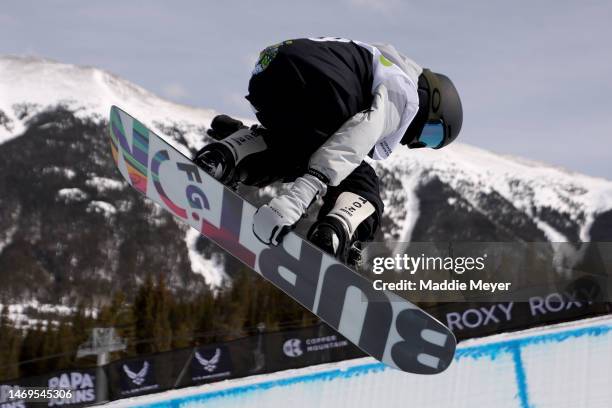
[308,41,423,186]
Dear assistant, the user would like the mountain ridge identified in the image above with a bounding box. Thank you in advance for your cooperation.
[1,55,611,313]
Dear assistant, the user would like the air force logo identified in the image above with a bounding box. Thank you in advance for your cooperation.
[123,361,149,386]
[195,348,221,373]
[190,346,232,382]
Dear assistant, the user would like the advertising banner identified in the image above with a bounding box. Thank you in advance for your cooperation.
[264,325,365,372]
[0,369,97,408]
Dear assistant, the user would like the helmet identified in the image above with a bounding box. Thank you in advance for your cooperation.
[401,69,463,149]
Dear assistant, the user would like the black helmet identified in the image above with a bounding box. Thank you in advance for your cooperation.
[401,69,463,149]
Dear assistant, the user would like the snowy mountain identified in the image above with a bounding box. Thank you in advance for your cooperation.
[0,55,218,151]
[1,55,611,310]
[0,56,232,309]
[376,143,612,244]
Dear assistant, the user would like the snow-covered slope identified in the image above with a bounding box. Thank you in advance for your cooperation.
[377,143,612,243]
[1,55,611,307]
[104,315,612,408]
[2,55,610,245]
[0,55,217,150]
[0,56,234,290]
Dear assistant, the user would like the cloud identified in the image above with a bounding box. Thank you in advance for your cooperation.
[161,82,189,99]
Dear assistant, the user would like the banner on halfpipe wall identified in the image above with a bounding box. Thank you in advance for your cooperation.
[175,335,260,388]
[264,325,365,372]
[4,304,611,406]
[189,344,233,383]
[118,358,159,397]
[0,368,97,408]
[106,350,179,399]
[428,297,611,340]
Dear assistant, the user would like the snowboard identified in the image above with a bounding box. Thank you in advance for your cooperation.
[108,105,456,374]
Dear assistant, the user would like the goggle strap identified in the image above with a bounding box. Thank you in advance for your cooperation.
[421,69,442,122]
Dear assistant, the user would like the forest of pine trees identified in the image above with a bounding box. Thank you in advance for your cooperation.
[0,267,318,382]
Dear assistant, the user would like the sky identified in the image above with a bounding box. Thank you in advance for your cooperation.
[1,0,610,178]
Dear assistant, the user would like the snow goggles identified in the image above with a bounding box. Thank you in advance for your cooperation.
[417,121,445,148]
[405,70,447,149]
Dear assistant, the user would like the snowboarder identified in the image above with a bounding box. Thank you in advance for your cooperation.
[194,37,463,265]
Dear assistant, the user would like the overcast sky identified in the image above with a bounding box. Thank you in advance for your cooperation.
[1,0,610,178]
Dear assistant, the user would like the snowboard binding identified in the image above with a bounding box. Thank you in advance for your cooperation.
[307,217,363,268]
[194,115,268,188]
[196,116,370,270]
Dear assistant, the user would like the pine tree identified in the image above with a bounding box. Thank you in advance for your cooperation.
[54,321,76,370]
[152,274,172,352]
[39,323,58,373]
[0,304,22,380]
[71,302,93,345]
[133,274,156,354]
[19,323,44,377]
[170,300,194,349]
[194,290,218,344]
[131,274,175,353]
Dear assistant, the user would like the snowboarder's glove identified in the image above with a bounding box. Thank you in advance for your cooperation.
[253,174,327,246]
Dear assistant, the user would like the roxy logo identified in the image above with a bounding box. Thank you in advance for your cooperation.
[195,349,221,373]
[283,339,303,357]
[446,303,514,331]
[123,362,149,386]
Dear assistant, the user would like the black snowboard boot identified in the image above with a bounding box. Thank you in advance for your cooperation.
[193,146,235,183]
[194,114,269,189]
[194,114,246,182]
[195,114,249,182]
[307,217,362,268]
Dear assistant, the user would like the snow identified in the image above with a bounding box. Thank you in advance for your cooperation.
[56,187,88,202]
[87,200,117,217]
[0,224,17,255]
[377,143,612,242]
[392,170,420,253]
[0,300,94,329]
[42,166,76,179]
[533,217,568,242]
[0,55,221,151]
[85,176,125,192]
[2,55,610,240]
[184,228,227,288]
[103,315,612,408]
[2,54,611,299]
[0,55,247,286]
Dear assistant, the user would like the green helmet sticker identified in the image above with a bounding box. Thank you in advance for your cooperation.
[252,40,293,75]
